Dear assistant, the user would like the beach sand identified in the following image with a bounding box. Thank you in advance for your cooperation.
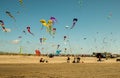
[0,55,120,78]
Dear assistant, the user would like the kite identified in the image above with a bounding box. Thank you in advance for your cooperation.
[65,26,69,29]
[52,28,56,35]
[64,36,67,40]
[3,28,11,32]
[19,0,23,6]
[6,11,16,21]
[47,20,53,27]
[0,20,7,32]
[26,26,34,35]
[40,19,54,35]
[40,37,46,44]
[50,16,57,24]
[40,19,47,27]
[40,38,42,44]
[19,46,22,54]
[23,30,26,35]
[83,38,87,40]
[40,19,48,30]
[18,36,22,38]
[57,44,60,49]
[0,20,4,26]
[56,50,61,55]
[46,20,53,34]
[70,18,78,29]
[35,49,41,56]
[42,37,46,43]
[64,48,67,52]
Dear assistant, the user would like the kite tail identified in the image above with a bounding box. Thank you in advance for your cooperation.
[28,30,34,36]
[29,32,34,36]
[2,27,7,32]
[70,22,75,29]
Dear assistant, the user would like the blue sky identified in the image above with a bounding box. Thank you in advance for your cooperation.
[0,0,120,54]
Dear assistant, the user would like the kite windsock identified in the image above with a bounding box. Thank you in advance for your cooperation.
[40,19,47,27]
[0,20,4,26]
[52,28,56,35]
[0,20,7,32]
[64,36,67,40]
[56,50,61,55]
[57,44,60,49]
[40,38,42,44]
[6,11,16,21]
[50,16,57,23]
[26,26,34,35]
[70,18,78,29]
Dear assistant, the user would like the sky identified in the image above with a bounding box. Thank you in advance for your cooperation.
[0,0,120,54]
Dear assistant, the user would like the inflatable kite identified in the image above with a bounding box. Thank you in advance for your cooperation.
[40,37,46,44]
[6,11,16,21]
[64,36,67,40]
[70,18,78,29]
[52,28,56,35]
[50,16,57,24]
[26,26,34,35]
[0,20,7,32]
[57,44,60,49]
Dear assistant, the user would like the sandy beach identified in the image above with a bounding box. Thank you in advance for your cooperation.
[0,55,118,64]
[0,55,120,78]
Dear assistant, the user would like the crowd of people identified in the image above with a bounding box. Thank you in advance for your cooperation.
[67,56,81,63]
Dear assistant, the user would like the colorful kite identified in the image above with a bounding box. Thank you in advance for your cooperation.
[6,11,16,21]
[42,37,46,43]
[39,37,46,44]
[40,19,54,35]
[56,50,61,55]
[50,16,57,24]
[0,20,7,32]
[26,26,34,35]
[52,28,56,35]
[45,19,53,34]
[70,18,78,29]
[40,19,47,27]
[0,20,4,26]
[40,19,48,30]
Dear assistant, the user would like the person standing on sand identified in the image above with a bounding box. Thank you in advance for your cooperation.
[72,57,76,63]
[40,58,45,63]
[98,55,101,61]
[77,56,81,63]
[67,56,70,63]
